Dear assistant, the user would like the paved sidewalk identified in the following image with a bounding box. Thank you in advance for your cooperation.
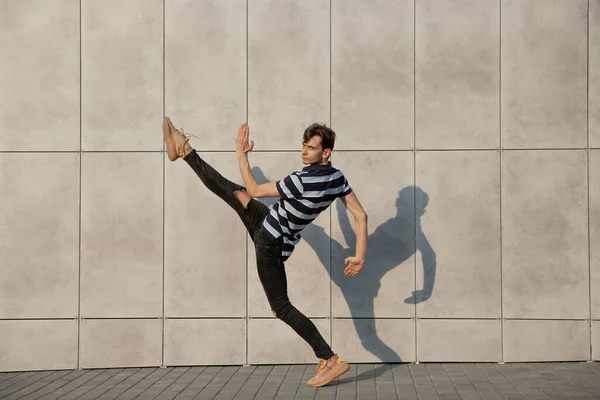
[0,362,599,400]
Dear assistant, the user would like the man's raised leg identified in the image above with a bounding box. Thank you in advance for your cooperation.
[163,116,268,237]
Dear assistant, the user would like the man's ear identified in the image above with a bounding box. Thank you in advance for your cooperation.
[323,148,332,159]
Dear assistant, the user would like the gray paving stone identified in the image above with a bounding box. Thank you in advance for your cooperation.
[0,371,45,392]
[57,368,123,399]
[439,395,462,400]
[195,366,240,398]
[295,365,319,399]
[74,367,141,399]
[96,367,166,399]
[115,367,173,400]
[134,366,190,399]
[19,370,88,400]
[36,369,106,400]
[0,372,24,384]
[2,370,72,399]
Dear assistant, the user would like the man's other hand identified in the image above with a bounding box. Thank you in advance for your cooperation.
[344,256,364,277]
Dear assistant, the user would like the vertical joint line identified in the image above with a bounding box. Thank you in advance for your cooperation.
[587,0,592,361]
[329,0,333,347]
[77,0,82,370]
[588,149,592,360]
[245,0,249,366]
[161,0,166,368]
[587,0,590,151]
[330,0,332,129]
[413,0,418,363]
[499,0,504,363]
[246,0,249,125]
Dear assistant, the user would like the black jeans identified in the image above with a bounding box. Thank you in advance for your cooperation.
[184,149,334,360]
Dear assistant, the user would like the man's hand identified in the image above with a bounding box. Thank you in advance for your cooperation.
[344,256,364,277]
[235,123,254,155]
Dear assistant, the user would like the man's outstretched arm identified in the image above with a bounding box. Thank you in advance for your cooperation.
[235,123,280,198]
[339,192,368,276]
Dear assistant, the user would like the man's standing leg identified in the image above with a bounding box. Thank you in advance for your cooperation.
[254,232,350,387]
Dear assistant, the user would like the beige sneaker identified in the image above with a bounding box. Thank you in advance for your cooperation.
[306,354,350,388]
[162,116,198,161]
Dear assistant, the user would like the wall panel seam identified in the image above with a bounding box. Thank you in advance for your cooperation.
[77,0,82,371]
[161,0,166,368]
[413,0,418,364]
[499,0,504,365]
[245,0,249,366]
[587,0,593,362]
[329,0,333,351]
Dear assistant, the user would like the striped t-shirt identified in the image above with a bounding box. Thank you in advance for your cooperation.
[261,162,353,261]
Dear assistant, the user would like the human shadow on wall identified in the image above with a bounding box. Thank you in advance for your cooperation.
[252,167,437,381]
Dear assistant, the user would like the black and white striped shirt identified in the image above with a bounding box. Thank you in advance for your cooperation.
[261,162,353,261]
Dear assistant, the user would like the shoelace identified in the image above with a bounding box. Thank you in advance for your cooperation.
[316,359,328,374]
[179,127,200,141]
[176,127,200,157]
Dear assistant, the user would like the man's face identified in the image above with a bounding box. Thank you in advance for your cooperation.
[301,136,326,165]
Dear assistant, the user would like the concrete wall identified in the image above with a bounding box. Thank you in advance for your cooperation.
[0,0,598,371]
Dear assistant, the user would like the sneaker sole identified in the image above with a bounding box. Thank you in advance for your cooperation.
[163,117,178,161]
[307,363,350,388]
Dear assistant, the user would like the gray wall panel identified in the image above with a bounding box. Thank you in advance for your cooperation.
[80,319,162,368]
[165,0,246,151]
[80,153,163,318]
[503,320,590,362]
[416,0,499,149]
[332,0,414,150]
[165,319,245,366]
[329,152,415,318]
[0,154,79,318]
[81,0,163,151]
[591,0,600,147]
[331,319,415,363]
[0,320,77,372]
[248,318,330,364]
[417,319,501,362]
[165,152,246,317]
[501,0,587,148]
[502,151,589,319]
[248,0,329,150]
[0,0,79,151]
[416,151,501,318]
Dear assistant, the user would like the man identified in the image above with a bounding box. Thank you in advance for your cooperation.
[163,117,368,387]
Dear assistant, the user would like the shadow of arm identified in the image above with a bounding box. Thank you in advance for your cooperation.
[251,166,278,208]
[335,198,356,248]
[417,232,437,300]
[404,231,437,304]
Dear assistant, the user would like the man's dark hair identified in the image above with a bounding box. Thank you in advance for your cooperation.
[303,123,336,151]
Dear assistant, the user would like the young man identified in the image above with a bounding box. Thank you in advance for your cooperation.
[163,117,368,387]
